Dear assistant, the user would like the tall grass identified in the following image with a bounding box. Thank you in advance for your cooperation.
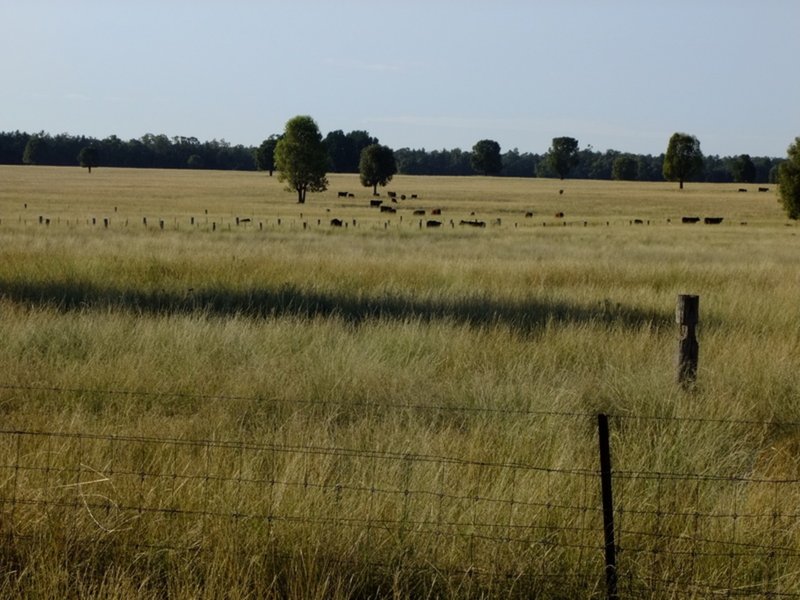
[0,166,799,597]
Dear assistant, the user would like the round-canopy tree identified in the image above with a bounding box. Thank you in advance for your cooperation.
[546,137,580,180]
[471,139,502,176]
[359,144,397,195]
[274,116,328,203]
[255,134,280,176]
[78,146,99,173]
[731,154,756,184]
[612,154,638,181]
[778,137,800,219]
[663,132,704,189]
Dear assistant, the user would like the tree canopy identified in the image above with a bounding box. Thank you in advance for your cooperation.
[273,116,329,204]
[778,137,800,219]
[359,144,397,195]
[611,154,638,181]
[471,139,502,176]
[255,135,280,176]
[546,137,580,179]
[325,130,378,173]
[78,146,99,173]
[663,133,704,189]
[731,154,756,183]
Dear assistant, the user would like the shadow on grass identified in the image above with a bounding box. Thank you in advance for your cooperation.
[0,279,670,332]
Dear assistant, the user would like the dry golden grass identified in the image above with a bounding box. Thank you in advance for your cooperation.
[0,165,799,598]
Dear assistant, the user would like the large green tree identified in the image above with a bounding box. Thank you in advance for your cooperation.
[274,116,329,203]
[778,137,800,219]
[611,154,638,181]
[663,133,704,189]
[546,137,580,180]
[359,144,397,195]
[78,146,98,173]
[731,153,756,183]
[470,139,502,176]
[255,134,280,176]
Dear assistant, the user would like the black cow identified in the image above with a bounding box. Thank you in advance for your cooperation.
[704,217,724,224]
[337,191,348,197]
[426,220,442,228]
[330,218,343,227]
[681,216,701,223]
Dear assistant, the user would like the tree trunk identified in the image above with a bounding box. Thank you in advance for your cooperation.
[88,166,92,174]
[297,188,305,203]
[373,183,378,195]
[679,179,684,190]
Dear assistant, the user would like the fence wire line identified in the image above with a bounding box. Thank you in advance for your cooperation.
[4,382,800,428]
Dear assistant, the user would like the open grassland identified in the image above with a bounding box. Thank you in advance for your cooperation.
[1,166,799,598]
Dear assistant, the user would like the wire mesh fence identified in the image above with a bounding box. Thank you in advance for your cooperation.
[0,385,799,598]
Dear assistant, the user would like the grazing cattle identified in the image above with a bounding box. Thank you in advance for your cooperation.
[525,212,534,218]
[740,221,748,225]
[370,200,383,207]
[554,212,564,218]
[459,219,486,227]
[681,216,701,223]
[633,219,644,224]
[559,189,564,195]
[410,194,418,199]
[391,197,398,203]
[239,218,251,223]
[758,187,769,192]
[431,208,442,215]
[380,205,396,213]
[330,218,343,227]
[337,191,348,197]
[704,217,724,224]
[426,220,442,228]
[400,194,406,200]
[387,191,397,198]
[348,193,355,198]
[738,188,748,193]
[413,209,426,215]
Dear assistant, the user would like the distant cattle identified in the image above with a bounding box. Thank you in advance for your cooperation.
[758,187,769,192]
[348,193,355,198]
[738,188,747,193]
[330,218,343,227]
[431,208,442,215]
[633,219,644,224]
[400,194,406,200]
[410,194,418,199]
[387,191,397,198]
[426,220,442,228]
[413,209,426,215]
[391,197,398,203]
[704,217,724,224]
[525,212,534,218]
[337,192,348,197]
[559,189,564,195]
[459,219,486,228]
[554,212,564,218]
[681,216,701,223]
[370,200,383,207]
[239,218,251,223]
[380,205,396,213]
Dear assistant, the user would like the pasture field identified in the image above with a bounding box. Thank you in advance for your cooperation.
[1,165,799,598]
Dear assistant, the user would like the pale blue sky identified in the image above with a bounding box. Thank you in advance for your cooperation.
[2,0,798,157]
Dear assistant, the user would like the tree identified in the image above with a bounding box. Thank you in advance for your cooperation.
[663,132,704,189]
[255,135,280,176]
[731,154,756,183]
[273,116,329,203]
[612,154,638,181]
[22,135,49,165]
[78,146,98,173]
[359,144,397,195]
[546,137,580,179]
[470,139,502,176]
[778,137,800,219]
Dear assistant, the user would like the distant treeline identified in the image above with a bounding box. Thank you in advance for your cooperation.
[0,130,782,183]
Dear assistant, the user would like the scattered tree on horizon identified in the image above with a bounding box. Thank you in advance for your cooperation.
[470,139,502,176]
[663,132,704,189]
[255,134,280,176]
[78,146,98,173]
[22,135,48,165]
[778,137,800,219]
[731,153,756,183]
[359,144,397,195]
[274,116,329,204]
[546,137,580,180]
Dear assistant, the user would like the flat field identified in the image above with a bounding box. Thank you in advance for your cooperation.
[0,166,799,598]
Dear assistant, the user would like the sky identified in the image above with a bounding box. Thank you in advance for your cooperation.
[1,0,799,157]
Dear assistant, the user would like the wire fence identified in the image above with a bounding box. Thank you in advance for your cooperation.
[1,384,799,598]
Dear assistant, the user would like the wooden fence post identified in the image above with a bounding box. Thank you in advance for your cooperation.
[676,294,699,387]
[598,414,618,600]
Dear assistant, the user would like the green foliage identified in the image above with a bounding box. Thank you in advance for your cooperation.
[255,135,280,176]
[359,144,397,194]
[778,137,800,219]
[663,133,704,189]
[274,116,329,203]
[612,154,638,181]
[78,146,99,173]
[22,135,48,165]
[731,154,756,183]
[325,130,378,173]
[546,137,580,179]
[470,139,502,176]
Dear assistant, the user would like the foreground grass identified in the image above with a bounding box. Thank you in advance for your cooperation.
[0,167,799,597]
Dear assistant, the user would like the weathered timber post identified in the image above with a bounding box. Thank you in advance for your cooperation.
[598,414,618,600]
[676,294,699,387]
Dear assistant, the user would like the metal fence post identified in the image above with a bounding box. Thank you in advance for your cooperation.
[598,413,619,600]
